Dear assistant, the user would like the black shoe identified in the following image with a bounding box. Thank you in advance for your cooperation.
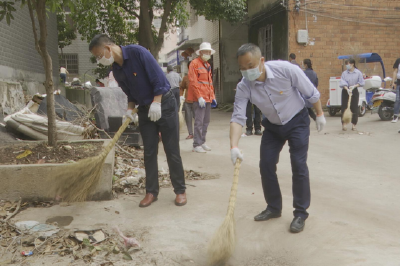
[254,209,281,221]
[246,129,253,136]
[254,129,262,136]
[290,217,305,233]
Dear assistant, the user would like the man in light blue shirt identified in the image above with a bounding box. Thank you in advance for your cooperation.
[230,43,326,233]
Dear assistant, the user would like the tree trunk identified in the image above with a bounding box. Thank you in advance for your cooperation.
[138,0,174,59]
[30,0,57,146]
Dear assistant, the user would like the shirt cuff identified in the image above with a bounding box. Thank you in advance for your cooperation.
[230,116,246,127]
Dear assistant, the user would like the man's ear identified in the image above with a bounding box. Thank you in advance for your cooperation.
[261,57,265,64]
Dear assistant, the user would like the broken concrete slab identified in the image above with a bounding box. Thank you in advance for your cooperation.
[0,140,114,202]
[0,81,25,115]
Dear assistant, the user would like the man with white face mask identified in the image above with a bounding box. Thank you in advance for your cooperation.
[89,34,187,208]
[187,42,216,153]
[230,43,326,233]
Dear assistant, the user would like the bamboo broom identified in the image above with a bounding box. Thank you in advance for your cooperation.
[207,159,241,266]
[342,87,353,124]
[51,109,138,202]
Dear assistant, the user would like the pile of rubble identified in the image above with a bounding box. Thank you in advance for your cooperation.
[112,146,219,196]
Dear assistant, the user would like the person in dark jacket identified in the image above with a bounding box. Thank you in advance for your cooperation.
[303,59,319,121]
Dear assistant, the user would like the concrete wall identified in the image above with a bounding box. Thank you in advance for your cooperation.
[59,34,96,83]
[220,21,249,103]
[0,4,59,97]
[288,0,400,106]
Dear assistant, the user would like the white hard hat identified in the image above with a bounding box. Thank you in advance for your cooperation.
[196,42,215,55]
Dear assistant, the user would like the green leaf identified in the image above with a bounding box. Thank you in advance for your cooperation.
[0,13,5,21]
[6,13,10,25]
[122,251,133,260]
[7,5,15,11]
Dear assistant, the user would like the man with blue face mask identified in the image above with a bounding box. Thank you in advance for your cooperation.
[230,43,326,233]
[89,34,187,208]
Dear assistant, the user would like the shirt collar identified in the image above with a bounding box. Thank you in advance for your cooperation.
[112,46,128,70]
[253,63,274,84]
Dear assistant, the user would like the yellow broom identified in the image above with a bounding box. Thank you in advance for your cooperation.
[51,109,138,202]
[207,159,241,266]
[342,87,353,124]
[179,90,186,129]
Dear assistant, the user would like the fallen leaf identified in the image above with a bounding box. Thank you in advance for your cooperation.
[115,211,120,214]
[16,150,32,159]
[122,251,133,260]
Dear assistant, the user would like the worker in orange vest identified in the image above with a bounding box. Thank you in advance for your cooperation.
[187,42,216,153]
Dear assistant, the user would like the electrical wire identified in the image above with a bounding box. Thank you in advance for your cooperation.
[301,1,400,12]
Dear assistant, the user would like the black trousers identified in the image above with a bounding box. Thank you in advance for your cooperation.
[260,108,311,219]
[138,91,186,196]
[341,88,359,125]
[307,108,316,121]
[246,101,262,131]
[171,87,180,110]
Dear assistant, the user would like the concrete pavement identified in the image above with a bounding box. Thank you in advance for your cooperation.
[15,110,400,265]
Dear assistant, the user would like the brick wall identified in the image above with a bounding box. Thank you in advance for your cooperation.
[0,5,59,77]
[288,0,400,106]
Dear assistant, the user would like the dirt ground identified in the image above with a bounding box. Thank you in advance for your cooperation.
[0,142,103,165]
[6,110,400,266]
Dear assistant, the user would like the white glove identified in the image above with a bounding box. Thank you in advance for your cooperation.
[315,115,326,132]
[198,97,206,108]
[180,96,185,103]
[148,102,162,122]
[230,147,244,165]
[123,109,138,125]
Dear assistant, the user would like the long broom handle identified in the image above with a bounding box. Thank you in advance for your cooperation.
[226,159,241,216]
[98,108,138,159]
[179,89,187,113]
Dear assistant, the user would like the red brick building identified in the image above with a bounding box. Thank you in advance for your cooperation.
[248,0,400,106]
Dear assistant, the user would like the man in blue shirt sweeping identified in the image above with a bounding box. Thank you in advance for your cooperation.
[89,34,186,208]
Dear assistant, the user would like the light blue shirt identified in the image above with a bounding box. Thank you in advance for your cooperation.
[165,71,182,88]
[231,61,320,126]
[339,68,365,88]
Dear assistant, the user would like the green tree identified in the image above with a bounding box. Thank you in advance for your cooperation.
[0,0,75,146]
[57,11,77,54]
[71,0,246,59]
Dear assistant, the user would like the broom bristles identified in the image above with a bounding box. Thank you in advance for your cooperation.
[50,109,137,202]
[342,91,352,124]
[179,112,185,129]
[207,160,241,266]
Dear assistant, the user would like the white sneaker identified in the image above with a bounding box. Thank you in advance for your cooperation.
[193,146,207,153]
[201,144,211,151]
[391,117,398,123]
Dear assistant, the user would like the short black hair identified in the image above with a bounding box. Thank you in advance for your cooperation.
[89,34,115,51]
[345,58,357,68]
[237,43,261,58]
[289,53,296,60]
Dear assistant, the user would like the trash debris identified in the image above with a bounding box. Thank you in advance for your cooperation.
[21,251,33,256]
[115,226,140,249]
[63,145,73,151]
[73,229,106,244]
[15,221,60,237]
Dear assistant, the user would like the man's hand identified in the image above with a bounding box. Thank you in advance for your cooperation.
[180,96,185,103]
[198,97,206,108]
[315,114,326,132]
[123,109,138,125]
[230,147,244,165]
[148,102,162,122]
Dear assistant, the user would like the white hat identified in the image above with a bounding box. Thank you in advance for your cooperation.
[196,42,215,55]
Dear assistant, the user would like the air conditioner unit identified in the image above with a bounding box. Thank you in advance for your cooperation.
[297,30,308,44]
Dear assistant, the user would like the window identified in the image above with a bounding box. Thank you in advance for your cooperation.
[59,53,79,74]
[258,25,273,61]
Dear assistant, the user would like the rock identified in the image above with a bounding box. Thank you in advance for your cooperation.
[126,176,140,185]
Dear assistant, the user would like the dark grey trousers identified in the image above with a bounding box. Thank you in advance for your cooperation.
[192,102,211,148]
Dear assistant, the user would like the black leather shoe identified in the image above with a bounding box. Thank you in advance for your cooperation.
[246,129,253,136]
[254,210,281,221]
[290,217,305,233]
[254,129,262,136]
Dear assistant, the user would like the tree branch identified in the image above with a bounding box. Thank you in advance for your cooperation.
[117,1,140,19]
[154,0,174,54]
[27,0,41,56]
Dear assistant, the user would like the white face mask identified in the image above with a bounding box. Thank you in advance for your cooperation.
[241,60,262,81]
[201,54,211,61]
[346,64,352,70]
[97,48,114,66]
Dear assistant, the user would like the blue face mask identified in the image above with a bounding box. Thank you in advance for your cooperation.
[346,64,352,70]
[241,60,262,81]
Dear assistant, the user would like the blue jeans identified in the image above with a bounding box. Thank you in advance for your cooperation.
[260,108,311,219]
[394,83,400,116]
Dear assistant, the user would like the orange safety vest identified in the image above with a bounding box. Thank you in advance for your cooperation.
[187,57,215,103]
